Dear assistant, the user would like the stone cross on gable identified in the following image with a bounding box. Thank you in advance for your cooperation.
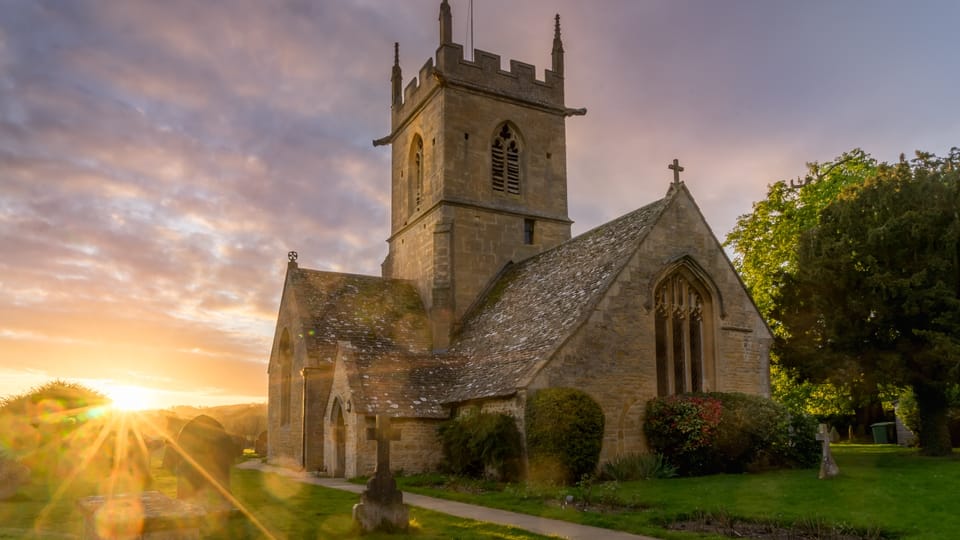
[668,158,684,184]
[367,415,402,474]
[816,423,840,479]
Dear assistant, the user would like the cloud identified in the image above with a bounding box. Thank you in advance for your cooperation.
[1,0,957,405]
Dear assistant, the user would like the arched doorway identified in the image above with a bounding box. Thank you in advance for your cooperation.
[331,399,346,477]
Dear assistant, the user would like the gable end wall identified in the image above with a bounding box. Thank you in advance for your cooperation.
[528,189,771,462]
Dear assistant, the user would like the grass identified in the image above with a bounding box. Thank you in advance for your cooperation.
[394,445,960,540]
[0,453,553,539]
[4,445,959,539]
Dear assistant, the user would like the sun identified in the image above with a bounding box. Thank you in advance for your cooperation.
[107,384,156,411]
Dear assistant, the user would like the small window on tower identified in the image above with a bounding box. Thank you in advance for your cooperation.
[524,219,535,245]
[491,123,521,195]
[408,135,424,216]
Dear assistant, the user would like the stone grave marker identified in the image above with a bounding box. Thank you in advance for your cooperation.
[174,415,236,508]
[352,414,409,532]
[816,423,840,479]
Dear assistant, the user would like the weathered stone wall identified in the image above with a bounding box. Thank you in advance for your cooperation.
[528,187,771,464]
[266,274,304,469]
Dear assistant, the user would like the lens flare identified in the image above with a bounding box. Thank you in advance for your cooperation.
[105,385,156,411]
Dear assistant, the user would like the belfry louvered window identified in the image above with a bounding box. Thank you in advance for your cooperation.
[491,123,521,195]
[654,272,708,396]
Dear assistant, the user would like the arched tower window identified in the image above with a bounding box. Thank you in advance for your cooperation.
[408,135,424,215]
[654,270,713,396]
[279,330,293,425]
[491,123,521,195]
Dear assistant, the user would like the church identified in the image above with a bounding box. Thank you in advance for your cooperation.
[267,1,771,477]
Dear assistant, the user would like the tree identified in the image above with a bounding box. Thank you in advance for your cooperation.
[778,149,960,455]
[725,149,884,430]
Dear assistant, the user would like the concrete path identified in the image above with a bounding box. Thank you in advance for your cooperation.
[236,461,661,540]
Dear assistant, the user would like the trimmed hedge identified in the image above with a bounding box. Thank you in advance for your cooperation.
[644,392,818,476]
[437,409,522,481]
[526,388,604,485]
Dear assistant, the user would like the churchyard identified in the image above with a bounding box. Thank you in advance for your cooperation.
[0,441,552,539]
[2,438,959,539]
[390,445,960,539]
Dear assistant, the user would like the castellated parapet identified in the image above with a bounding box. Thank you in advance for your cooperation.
[394,42,565,130]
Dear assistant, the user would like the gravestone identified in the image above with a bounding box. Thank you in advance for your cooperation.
[352,415,409,532]
[174,415,236,508]
[77,491,206,540]
[816,423,840,479]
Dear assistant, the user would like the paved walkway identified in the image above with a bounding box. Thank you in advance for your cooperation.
[237,461,661,540]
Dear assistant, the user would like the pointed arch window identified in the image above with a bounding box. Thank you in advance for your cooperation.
[654,271,712,396]
[491,123,521,195]
[279,331,293,425]
[409,135,424,215]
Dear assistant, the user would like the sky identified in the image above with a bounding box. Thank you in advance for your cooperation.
[1,0,957,409]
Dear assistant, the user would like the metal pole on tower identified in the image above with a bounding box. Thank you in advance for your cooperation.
[468,0,474,60]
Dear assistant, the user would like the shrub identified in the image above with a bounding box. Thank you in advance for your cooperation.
[437,409,522,481]
[525,388,604,485]
[600,453,677,481]
[645,392,818,476]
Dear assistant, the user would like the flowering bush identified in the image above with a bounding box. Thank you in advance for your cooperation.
[644,395,723,474]
[645,392,817,476]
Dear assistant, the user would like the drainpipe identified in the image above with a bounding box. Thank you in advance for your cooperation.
[300,368,307,470]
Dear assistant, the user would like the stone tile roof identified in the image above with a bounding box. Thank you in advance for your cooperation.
[288,269,458,417]
[443,196,671,402]
[290,269,431,362]
[347,351,463,418]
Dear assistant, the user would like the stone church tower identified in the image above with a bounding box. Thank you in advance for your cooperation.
[378,1,584,350]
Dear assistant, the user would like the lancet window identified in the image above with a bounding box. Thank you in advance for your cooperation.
[491,123,521,195]
[279,331,293,425]
[409,136,424,215]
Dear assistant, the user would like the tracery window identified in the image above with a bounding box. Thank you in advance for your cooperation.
[654,272,708,396]
[491,123,521,195]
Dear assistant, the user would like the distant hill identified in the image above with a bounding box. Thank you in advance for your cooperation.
[155,403,267,444]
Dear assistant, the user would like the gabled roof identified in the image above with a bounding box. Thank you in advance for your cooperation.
[288,269,431,362]
[344,350,462,418]
[443,195,672,402]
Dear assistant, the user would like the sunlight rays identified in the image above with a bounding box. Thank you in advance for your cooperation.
[11,398,277,539]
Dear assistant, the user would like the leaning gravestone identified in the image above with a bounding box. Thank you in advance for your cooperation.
[175,415,236,508]
[353,415,409,532]
[816,423,840,479]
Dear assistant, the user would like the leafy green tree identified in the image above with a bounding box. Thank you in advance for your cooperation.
[778,149,960,455]
[726,149,882,429]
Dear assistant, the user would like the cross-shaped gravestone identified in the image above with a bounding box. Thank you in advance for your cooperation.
[354,414,408,532]
[366,415,402,474]
[668,158,684,184]
[816,423,840,479]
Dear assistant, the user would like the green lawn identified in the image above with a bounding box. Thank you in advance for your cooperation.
[0,456,552,539]
[5,446,958,539]
[394,445,960,540]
